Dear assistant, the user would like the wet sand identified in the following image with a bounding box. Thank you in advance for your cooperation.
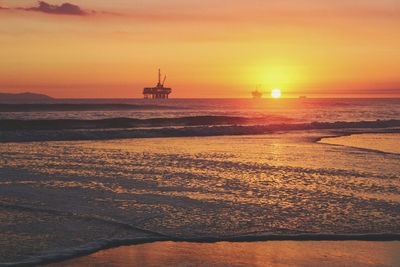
[48,241,400,267]
[319,133,400,154]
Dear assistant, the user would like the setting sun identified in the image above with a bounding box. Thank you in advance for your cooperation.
[271,88,282,99]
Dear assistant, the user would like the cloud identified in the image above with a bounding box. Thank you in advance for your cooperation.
[24,1,88,16]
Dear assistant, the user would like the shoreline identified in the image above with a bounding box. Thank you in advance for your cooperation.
[3,234,400,267]
[317,132,400,155]
[47,241,400,267]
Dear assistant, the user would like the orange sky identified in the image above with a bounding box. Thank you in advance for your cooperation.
[0,0,399,98]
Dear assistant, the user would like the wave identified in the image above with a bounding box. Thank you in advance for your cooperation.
[0,201,167,238]
[0,115,293,131]
[0,103,185,112]
[0,118,399,142]
[2,233,400,266]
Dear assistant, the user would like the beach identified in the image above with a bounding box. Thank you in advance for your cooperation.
[0,129,399,264]
[48,241,400,267]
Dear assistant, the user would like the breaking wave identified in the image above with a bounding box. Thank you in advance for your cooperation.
[0,117,399,142]
[0,115,293,130]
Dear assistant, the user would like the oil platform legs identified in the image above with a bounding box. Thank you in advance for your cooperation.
[143,69,172,99]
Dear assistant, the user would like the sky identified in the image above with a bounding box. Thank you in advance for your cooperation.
[0,0,399,98]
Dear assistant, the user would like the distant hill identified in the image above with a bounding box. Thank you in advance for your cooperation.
[0,92,54,103]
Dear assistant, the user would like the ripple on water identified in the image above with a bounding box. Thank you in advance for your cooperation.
[0,132,399,263]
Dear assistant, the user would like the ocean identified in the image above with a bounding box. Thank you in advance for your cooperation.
[1,98,400,121]
[0,98,399,265]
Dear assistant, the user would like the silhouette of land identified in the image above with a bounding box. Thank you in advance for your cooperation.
[0,92,54,103]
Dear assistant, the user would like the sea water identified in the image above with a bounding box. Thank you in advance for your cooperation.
[0,98,399,265]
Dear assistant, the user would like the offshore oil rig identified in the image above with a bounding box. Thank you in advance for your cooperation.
[251,85,263,99]
[251,90,263,99]
[143,69,172,99]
